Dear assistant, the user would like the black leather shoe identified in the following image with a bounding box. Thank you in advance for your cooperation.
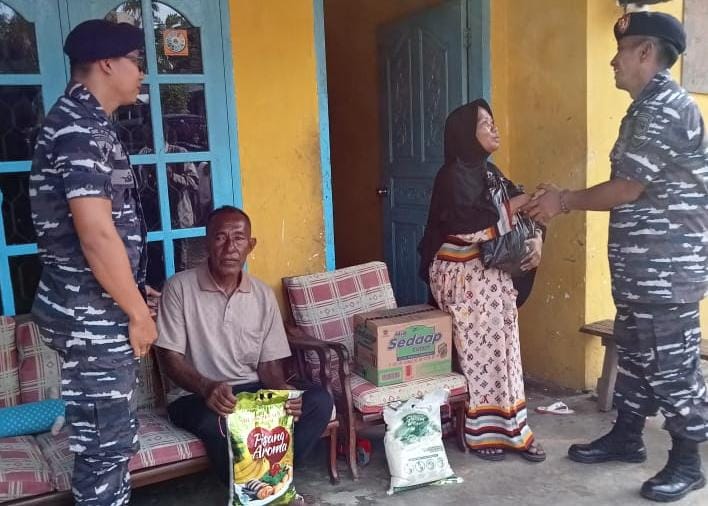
[640,437,707,502]
[568,436,647,464]
[640,468,706,502]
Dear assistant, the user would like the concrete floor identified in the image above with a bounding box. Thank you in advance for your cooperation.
[131,376,708,506]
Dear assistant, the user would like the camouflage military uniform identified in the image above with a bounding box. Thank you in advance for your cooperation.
[30,82,147,505]
[609,71,708,442]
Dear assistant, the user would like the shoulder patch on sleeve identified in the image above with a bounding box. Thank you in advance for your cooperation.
[629,112,653,150]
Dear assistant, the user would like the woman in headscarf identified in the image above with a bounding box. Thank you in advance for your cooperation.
[418,99,545,462]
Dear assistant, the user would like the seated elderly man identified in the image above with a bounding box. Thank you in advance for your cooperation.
[155,205,333,485]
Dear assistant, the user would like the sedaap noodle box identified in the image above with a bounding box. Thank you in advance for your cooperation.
[353,304,452,386]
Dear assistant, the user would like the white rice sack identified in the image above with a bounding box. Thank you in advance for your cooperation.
[383,389,462,495]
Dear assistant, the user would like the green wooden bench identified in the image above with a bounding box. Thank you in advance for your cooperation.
[581,319,708,412]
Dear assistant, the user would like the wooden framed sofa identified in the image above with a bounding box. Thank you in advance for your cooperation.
[0,314,340,504]
[0,315,209,504]
[282,261,469,480]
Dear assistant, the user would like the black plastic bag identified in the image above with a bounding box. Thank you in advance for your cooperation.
[480,170,536,277]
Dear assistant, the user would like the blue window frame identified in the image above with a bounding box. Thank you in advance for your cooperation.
[0,0,240,315]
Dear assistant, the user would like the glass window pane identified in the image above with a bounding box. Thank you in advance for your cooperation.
[160,84,208,152]
[0,3,39,74]
[9,254,40,314]
[174,236,206,273]
[104,1,147,74]
[153,2,203,74]
[0,86,43,161]
[114,84,152,155]
[0,172,35,245]
[194,161,213,225]
[166,160,212,230]
[135,163,160,232]
[167,161,199,229]
[145,240,165,290]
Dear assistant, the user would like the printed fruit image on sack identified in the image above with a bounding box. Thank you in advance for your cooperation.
[384,389,462,495]
[227,390,300,506]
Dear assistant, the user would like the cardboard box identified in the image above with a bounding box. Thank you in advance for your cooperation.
[353,304,452,386]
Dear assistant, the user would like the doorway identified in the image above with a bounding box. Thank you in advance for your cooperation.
[325,0,490,304]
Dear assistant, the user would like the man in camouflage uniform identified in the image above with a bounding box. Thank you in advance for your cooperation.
[29,19,155,505]
[524,11,708,502]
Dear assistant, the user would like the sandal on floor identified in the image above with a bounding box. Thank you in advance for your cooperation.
[473,448,506,461]
[289,494,317,506]
[535,401,575,415]
[519,442,546,463]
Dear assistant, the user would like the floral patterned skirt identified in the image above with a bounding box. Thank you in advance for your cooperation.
[429,252,535,451]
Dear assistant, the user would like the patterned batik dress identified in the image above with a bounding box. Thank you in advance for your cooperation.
[429,227,535,452]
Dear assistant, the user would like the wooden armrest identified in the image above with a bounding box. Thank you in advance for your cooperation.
[287,330,334,353]
[285,326,333,394]
[284,323,353,399]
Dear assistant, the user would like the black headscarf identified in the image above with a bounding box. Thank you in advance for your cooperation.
[417,99,538,307]
[444,99,493,165]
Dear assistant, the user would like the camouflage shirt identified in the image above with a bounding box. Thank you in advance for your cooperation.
[30,82,147,334]
[609,71,708,304]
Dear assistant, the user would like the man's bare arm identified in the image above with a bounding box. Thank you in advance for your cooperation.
[157,347,236,416]
[523,178,645,223]
[564,178,645,211]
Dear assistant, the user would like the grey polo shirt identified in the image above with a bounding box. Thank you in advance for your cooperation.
[156,263,291,403]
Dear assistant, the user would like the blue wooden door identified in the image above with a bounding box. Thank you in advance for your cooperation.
[64,0,238,291]
[379,0,489,305]
[0,0,68,314]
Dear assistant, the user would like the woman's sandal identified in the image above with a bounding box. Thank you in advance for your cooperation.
[473,448,506,461]
[519,442,546,463]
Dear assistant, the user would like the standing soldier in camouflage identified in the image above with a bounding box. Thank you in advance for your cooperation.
[524,11,708,503]
[29,20,155,505]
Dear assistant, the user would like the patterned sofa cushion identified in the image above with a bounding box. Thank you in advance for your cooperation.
[350,372,468,416]
[0,316,19,408]
[15,320,164,413]
[0,435,53,501]
[283,261,397,355]
[36,413,206,491]
[16,321,61,404]
[136,352,164,413]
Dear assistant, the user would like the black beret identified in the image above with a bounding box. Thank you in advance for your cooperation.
[64,19,144,63]
[614,11,686,53]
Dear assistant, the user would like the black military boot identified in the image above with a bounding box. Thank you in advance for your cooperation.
[568,411,647,463]
[640,436,706,502]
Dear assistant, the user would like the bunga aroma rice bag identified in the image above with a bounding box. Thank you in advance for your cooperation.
[384,389,462,495]
[227,390,301,506]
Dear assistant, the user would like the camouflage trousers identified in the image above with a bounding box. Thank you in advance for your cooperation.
[614,302,708,442]
[42,329,139,505]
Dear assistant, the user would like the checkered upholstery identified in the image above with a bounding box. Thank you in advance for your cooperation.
[16,321,61,404]
[136,352,164,413]
[284,262,469,417]
[350,372,468,415]
[15,319,163,412]
[283,261,397,355]
[0,316,205,501]
[0,316,19,408]
[36,413,207,491]
[0,435,53,501]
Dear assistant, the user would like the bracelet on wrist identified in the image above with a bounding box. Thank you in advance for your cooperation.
[559,190,571,214]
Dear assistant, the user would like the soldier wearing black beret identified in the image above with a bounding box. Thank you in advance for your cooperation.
[525,10,708,503]
[29,19,154,506]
